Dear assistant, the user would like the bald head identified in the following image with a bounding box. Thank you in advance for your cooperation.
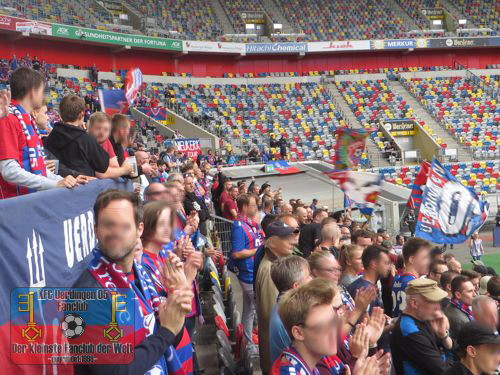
[281,203,293,215]
[447,259,462,274]
[294,206,308,225]
[472,296,498,330]
[321,223,340,246]
[135,151,149,165]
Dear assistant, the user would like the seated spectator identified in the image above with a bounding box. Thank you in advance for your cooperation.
[472,296,498,333]
[269,255,311,364]
[339,244,363,287]
[0,68,82,199]
[443,322,500,375]
[427,260,449,287]
[391,279,453,374]
[44,94,114,177]
[444,276,476,339]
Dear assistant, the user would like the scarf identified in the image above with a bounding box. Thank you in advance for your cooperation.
[451,298,474,321]
[9,102,46,195]
[88,248,184,375]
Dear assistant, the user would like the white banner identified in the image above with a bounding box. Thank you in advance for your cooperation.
[307,40,371,52]
[183,40,245,54]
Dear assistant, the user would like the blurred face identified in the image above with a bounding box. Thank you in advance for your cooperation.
[224,180,232,192]
[247,196,258,217]
[151,208,173,245]
[409,247,431,276]
[136,151,150,166]
[355,236,372,250]
[133,238,143,263]
[429,264,448,285]
[296,207,308,225]
[118,124,130,144]
[347,248,364,273]
[448,260,462,274]
[281,204,292,215]
[375,252,392,278]
[89,119,111,144]
[375,235,384,245]
[473,344,500,374]
[457,281,477,306]
[306,207,313,222]
[145,183,169,202]
[292,301,339,358]
[471,277,480,293]
[95,199,142,262]
[314,211,328,224]
[184,176,195,193]
[412,295,443,321]
[281,216,300,246]
[31,83,45,110]
[269,235,296,257]
[313,256,342,284]
[230,187,238,199]
[296,265,313,287]
[33,105,48,130]
[397,236,405,245]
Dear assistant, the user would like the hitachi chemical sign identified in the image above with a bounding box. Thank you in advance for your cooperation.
[245,43,308,54]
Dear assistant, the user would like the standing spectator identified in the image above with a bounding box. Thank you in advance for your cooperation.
[0,68,80,199]
[444,276,477,340]
[427,260,449,287]
[31,56,40,71]
[310,198,319,213]
[109,114,131,165]
[256,220,298,374]
[443,322,500,375]
[339,244,363,287]
[87,111,132,177]
[487,277,500,301]
[472,296,498,332]
[403,209,417,237]
[351,229,374,250]
[269,256,312,364]
[294,206,308,229]
[391,279,453,375]
[222,185,238,221]
[347,245,391,313]
[392,237,432,317]
[314,222,341,258]
[183,175,209,236]
[495,205,500,227]
[278,136,287,160]
[10,54,18,70]
[440,271,459,310]
[448,258,463,274]
[45,95,122,178]
[392,234,405,255]
[469,232,484,261]
[298,208,329,258]
[230,194,262,354]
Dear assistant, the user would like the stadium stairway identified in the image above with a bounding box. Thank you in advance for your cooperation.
[385,0,420,32]
[387,80,473,162]
[261,0,297,34]
[211,0,237,35]
[439,0,475,28]
[327,81,391,167]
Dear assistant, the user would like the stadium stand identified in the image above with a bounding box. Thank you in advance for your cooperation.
[449,0,499,31]
[402,75,500,159]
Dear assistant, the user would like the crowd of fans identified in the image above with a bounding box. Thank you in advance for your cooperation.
[0,66,499,375]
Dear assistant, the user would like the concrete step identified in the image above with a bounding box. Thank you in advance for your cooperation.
[387,80,472,162]
[210,0,235,35]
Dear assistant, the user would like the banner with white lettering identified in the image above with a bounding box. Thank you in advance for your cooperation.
[0,178,131,374]
[175,138,202,158]
[415,158,489,244]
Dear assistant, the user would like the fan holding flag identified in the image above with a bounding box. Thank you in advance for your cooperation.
[124,67,143,107]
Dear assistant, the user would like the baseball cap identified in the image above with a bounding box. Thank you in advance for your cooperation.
[457,322,500,348]
[264,220,299,239]
[406,278,448,302]
[479,276,493,295]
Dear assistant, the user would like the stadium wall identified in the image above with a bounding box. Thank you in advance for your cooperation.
[0,36,498,76]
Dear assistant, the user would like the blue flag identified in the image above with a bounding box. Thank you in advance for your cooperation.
[415,158,489,244]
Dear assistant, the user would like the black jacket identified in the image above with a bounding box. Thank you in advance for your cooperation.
[45,122,109,177]
[184,191,210,222]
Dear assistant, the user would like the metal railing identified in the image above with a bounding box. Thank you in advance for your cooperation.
[211,215,234,259]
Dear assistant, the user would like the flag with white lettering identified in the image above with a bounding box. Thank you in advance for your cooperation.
[407,161,431,209]
[175,138,202,159]
[415,158,489,244]
[326,171,382,216]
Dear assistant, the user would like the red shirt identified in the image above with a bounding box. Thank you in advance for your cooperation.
[0,111,45,199]
[100,138,116,159]
[222,197,238,220]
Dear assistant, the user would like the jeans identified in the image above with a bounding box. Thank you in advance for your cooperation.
[239,279,256,344]
[472,255,482,261]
